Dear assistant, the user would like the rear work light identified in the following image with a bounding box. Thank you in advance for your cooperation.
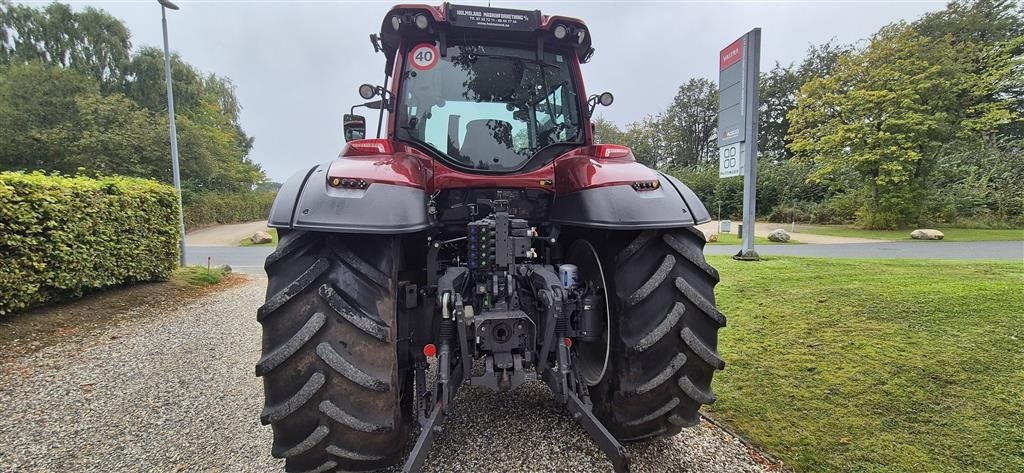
[594,144,632,159]
[631,180,661,191]
[342,139,393,157]
[328,177,370,189]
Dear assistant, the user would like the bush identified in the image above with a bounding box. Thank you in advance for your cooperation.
[0,172,179,315]
[182,191,276,230]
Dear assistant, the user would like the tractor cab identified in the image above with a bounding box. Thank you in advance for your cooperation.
[346,3,612,175]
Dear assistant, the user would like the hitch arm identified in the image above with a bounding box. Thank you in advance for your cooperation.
[566,390,631,473]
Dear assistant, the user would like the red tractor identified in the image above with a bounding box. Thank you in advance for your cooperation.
[257,4,725,472]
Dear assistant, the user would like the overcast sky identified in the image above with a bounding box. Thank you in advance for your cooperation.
[55,0,945,181]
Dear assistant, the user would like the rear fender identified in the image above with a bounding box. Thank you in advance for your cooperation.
[268,153,432,234]
[550,147,710,229]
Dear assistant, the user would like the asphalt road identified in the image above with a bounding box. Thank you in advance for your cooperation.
[188,240,1024,274]
[0,279,773,473]
[704,240,1024,260]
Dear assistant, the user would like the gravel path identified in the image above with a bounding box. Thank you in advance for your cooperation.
[695,221,884,244]
[0,279,776,473]
[185,221,270,246]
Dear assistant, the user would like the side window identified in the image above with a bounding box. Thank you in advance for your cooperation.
[537,82,570,143]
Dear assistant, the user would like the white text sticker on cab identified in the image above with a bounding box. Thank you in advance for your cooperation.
[409,44,439,71]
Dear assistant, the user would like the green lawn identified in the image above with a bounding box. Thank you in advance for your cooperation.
[794,224,1024,241]
[705,256,1024,473]
[707,235,801,245]
[239,228,278,246]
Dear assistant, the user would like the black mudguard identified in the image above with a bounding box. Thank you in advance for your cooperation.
[268,163,431,234]
[549,172,711,229]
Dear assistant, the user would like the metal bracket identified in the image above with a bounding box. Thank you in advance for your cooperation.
[566,390,630,473]
[403,359,464,473]
[402,401,444,473]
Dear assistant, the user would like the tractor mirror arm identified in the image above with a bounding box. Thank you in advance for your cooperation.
[350,100,383,115]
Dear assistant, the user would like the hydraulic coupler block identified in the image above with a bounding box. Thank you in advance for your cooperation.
[467,212,534,270]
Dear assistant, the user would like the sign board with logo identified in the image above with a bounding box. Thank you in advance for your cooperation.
[717,28,761,259]
[718,38,746,149]
[718,142,743,178]
[448,4,539,31]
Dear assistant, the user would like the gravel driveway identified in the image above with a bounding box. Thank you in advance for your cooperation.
[0,279,776,473]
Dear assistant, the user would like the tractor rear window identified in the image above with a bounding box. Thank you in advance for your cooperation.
[396,44,582,172]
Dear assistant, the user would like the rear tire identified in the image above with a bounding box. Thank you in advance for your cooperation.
[586,227,726,441]
[257,230,408,472]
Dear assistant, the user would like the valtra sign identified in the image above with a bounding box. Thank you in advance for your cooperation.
[719,38,743,70]
[717,28,761,259]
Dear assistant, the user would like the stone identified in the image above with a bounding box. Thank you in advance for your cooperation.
[251,231,273,244]
[910,229,944,240]
[767,228,791,243]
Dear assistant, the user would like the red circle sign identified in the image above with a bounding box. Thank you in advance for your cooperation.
[409,43,439,71]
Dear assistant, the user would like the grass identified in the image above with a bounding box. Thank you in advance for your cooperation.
[705,256,1024,473]
[707,234,801,245]
[171,265,231,286]
[793,224,1024,241]
[239,228,278,246]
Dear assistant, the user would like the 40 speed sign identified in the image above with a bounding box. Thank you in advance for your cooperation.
[719,142,743,178]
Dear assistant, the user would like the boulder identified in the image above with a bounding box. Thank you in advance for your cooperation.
[767,228,791,243]
[219,264,233,274]
[911,229,944,240]
[251,231,273,244]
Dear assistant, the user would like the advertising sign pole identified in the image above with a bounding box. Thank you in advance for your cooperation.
[738,28,760,260]
[717,28,761,261]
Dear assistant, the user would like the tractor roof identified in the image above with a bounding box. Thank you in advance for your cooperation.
[376,3,594,74]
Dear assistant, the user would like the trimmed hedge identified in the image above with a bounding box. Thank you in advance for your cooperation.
[0,172,179,315]
[182,191,276,230]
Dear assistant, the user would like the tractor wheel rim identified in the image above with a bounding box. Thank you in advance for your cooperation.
[567,239,610,386]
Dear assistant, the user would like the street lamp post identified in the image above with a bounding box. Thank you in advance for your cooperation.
[158,0,186,267]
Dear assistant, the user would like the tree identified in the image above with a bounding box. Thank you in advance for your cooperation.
[0,2,263,193]
[758,64,801,162]
[591,115,625,145]
[788,24,1014,228]
[0,1,131,89]
[622,115,668,168]
[122,46,202,115]
[40,91,169,179]
[662,78,718,166]
[759,41,851,161]
[914,0,1024,138]
[0,62,97,171]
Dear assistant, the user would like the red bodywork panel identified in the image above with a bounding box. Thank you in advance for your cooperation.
[328,140,660,195]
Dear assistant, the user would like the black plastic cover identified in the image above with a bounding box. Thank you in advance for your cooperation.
[268,163,431,234]
[549,174,710,229]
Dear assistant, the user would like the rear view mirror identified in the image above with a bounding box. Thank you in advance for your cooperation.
[343,114,366,142]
